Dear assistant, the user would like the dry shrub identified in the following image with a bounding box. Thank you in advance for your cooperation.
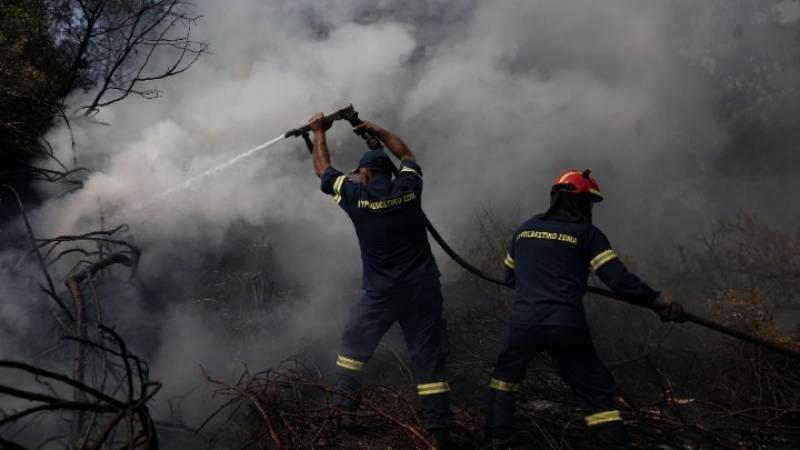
[700,241,800,426]
[699,212,800,310]
[708,288,800,352]
[708,288,775,336]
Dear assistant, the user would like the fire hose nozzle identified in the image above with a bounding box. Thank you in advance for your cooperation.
[284,104,356,138]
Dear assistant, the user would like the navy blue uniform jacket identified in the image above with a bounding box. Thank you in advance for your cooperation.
[504,216,659,327]
[321,159,440,292]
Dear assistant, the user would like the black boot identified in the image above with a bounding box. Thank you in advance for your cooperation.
[482,432,516,449]
[332,373,361,413]
[485,388,515,442]
[593,421,632,449]
[429,427,451,450]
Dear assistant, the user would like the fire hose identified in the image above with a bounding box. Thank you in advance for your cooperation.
[286,105,800,362]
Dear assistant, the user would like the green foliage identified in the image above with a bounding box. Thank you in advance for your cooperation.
[0,0,204,173]
[0,0,69,156]
[1,1,51,94]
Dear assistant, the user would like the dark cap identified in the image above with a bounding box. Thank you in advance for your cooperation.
[353,149,392,173]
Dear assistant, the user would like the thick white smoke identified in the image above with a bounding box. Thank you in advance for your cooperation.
[3,0,799,434]
[35,0,800,261]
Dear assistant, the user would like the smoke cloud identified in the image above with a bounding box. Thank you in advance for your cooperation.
[3,0,799,437]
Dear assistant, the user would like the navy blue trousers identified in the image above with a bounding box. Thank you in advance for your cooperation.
[487,325,631,448]
[333,282,452,430]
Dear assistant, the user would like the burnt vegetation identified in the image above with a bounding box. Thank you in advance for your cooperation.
[184,212,799,449]
[1,0,205,447]
[3,201,798,448]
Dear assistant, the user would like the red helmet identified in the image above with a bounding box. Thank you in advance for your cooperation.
[551,169,603,202]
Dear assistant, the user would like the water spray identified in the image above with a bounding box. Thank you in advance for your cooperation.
[127,105,359,213]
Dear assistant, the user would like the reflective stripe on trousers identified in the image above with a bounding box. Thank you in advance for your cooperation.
[417,381,450,396]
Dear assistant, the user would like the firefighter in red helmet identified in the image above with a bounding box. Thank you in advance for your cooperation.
[485,169,684,448]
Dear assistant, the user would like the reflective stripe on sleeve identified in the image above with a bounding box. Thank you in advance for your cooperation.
[417,381,450,396]
[336,355,365,372]
[504,254,516,269]
[489,378,520,392]
[585,410,622,426]
[590,249,617,271]
[332,175,346,204]
[399,166,421,177]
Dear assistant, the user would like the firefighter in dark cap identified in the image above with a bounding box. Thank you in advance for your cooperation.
[485,169,685,448]
[307,113,452,448]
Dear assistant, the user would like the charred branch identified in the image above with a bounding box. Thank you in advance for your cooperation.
[53,0,211,116]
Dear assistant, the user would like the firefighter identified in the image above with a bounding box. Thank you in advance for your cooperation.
[307,113,452,448]
[485,169,685,448]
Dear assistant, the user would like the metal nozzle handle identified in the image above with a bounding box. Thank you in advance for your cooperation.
[284,104,356,138]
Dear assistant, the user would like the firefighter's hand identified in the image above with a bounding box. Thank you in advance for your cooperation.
[651,293,685,322]
[308,112,332,134]
[354,121,383,136]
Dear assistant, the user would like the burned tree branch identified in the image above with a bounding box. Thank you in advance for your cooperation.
[0,185,72,321]
[51,0,211,116]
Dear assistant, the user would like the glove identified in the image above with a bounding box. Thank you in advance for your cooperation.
[651,293,685,322]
